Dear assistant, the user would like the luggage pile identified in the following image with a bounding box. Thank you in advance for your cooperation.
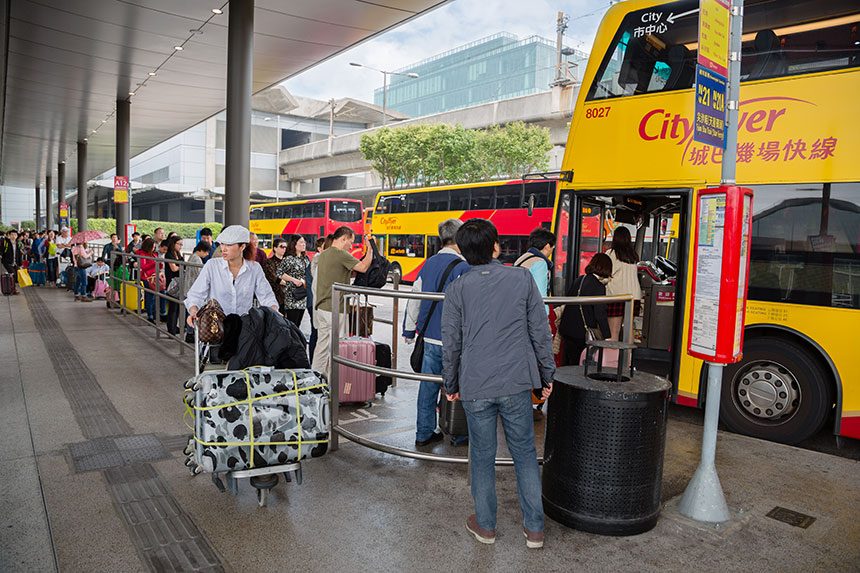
[183,323,331,507]
[338,295,393,404]
[183,367,330,473]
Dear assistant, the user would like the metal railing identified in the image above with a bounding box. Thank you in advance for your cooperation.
[107,250,204,352]
[329,282,636,465]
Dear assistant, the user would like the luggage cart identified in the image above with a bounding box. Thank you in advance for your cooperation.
[183,326,305,507]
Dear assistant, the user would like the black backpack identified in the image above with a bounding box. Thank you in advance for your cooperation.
[353,239,390,288]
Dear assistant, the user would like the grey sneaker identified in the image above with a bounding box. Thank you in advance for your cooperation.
[466,515,496,545]
[524,528,544,549]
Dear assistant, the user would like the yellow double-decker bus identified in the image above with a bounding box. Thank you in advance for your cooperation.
[372,179,557,282]
[553,0,859,444]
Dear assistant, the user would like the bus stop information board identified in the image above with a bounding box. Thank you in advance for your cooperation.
[693,0,730,148]
[114,175,129,204]
[687,185,753,364]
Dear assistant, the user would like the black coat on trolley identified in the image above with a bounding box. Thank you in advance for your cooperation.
[221,307,310,371]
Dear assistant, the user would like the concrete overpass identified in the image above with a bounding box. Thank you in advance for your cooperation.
[280,83,580,187]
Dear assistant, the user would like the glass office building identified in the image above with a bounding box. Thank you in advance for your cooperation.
[375,32,588,117]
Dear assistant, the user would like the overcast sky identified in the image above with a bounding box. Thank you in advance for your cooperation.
[284,0,614,102]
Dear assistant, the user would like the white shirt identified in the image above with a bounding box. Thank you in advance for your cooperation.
[55,234,72,247]
[184,257,278,316]
[87,263,110,278]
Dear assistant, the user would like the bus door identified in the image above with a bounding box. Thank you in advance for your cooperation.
[564,190,689,379]
[553,191,606,296]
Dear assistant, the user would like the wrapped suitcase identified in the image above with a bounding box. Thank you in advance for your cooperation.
[438,393,469,437]
[186,367,329,473]
[337,337,376,403]
[29,261,46,286]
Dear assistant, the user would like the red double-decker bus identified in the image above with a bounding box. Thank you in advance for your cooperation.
[249,198,364,255]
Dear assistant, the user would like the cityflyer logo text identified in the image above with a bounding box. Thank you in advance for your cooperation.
[635,97,837,166]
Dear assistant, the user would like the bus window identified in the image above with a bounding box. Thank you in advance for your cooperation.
[471,187,494,210]
[450,188,470,210]
[330,201,361,222]
[748,182,860,309]
[388,234,425,258]
[250,207,265,220]
[498,235,525,264]
[525,182,553,208]
[407,192,429,213]
[495,185,523,209]
[427,190,450,211]
[427,236,442,257]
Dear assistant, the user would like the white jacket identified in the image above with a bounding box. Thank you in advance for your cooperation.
[606,249,642,300]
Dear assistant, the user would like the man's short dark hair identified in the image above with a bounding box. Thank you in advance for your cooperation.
[200,227,213,237]
[194,241,212,254]
[527,227,556,250]
[332,226,355,242]
[154,227,164,235]
[110,233,117,239]
[132,232,140,238]
[456,218,498,266]
[96,257,105,263]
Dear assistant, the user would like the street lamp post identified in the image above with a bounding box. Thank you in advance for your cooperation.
[349,62,419,126]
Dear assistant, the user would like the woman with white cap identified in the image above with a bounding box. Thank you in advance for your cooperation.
[184,225,279,327]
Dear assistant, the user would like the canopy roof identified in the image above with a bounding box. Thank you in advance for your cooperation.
[0,0,447,190]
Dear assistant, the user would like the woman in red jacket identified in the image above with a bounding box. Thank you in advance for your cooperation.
[136,238,159,322]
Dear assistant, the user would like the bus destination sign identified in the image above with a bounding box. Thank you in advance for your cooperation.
[693,0,730,148]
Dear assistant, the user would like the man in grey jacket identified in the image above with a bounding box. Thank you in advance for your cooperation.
[442,218,555,549]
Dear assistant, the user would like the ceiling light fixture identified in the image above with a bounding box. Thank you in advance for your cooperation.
[149,71,157,76]
[212,8,223,15]
[174,45,184,51]
[129,91,135,96]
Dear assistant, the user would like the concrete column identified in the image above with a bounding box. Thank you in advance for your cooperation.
[224,0,254,227]
[115,98,130,238]
[204,197,216,222]
[35,184,41,228]
[57,161,66,226]
[45,174,53,230]
[77,140,88,232]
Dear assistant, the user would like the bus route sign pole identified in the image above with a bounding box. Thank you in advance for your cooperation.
[679,0,746,524]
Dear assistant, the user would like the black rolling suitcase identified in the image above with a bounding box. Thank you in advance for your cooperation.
[374,342,393,396]
[1,274,13,295]
[438,393,469,436]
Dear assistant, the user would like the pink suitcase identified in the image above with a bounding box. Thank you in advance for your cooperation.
[338,337,376,403]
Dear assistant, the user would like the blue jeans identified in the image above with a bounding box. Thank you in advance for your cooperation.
[462,390,544,533]
[74,268,88,296]
[416,342,444,441]
[144,289,156,320]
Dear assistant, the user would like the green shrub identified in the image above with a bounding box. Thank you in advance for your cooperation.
[69,218,223,240]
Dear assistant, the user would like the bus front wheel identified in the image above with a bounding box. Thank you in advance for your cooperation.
[719,337,832,445]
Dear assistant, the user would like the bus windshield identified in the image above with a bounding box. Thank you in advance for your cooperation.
[587,0,860,101]
[329,201,362,222]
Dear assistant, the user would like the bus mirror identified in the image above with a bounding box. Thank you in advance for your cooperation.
[527,194,536,216]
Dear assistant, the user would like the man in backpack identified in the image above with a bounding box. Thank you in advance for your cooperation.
[312,227,373,379]
[403,219,470,446]
[514,227,556,313]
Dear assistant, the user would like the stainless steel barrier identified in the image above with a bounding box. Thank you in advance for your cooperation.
[107,250,204,353]
[329,282,636,466]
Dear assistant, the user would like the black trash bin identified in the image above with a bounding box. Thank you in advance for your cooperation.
[542,366,671,536]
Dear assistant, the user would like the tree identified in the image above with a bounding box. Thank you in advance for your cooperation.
[359,121,551,187]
